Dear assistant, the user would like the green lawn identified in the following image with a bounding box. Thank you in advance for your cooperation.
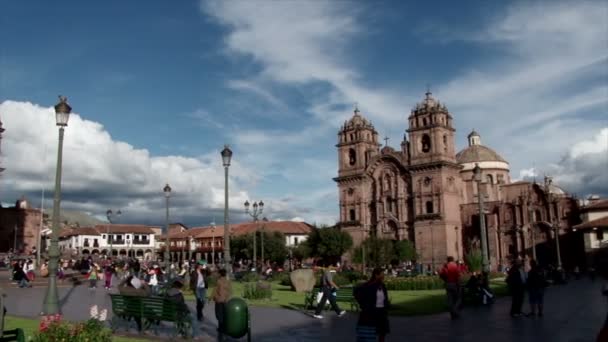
[3,316,152,342]
[189,279,508,316]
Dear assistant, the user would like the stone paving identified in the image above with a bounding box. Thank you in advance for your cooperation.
[1,274,606,341]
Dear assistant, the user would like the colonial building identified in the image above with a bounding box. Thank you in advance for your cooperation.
[573,196,608,268]
[161,220,313,263]
[334,92,582,270]
[56,224,160,259]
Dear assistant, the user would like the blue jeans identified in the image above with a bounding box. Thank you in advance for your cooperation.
[19,278,29,288]
[195,287,207,321]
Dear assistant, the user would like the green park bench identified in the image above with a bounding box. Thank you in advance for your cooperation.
[304,287,359,312]
[109,294,192,338]
[0,329,25,342]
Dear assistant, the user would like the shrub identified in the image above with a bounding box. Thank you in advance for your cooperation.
[34,319,112,342]
[243,281,272,300]
[383,276,444,291]
[240,271,260,283]
[341,270,367,283]
[274,272,292,287]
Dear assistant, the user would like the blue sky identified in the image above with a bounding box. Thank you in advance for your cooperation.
[0,0,607,226]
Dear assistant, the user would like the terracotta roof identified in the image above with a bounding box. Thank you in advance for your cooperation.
[93,224,156,234]
[59,227,101,237]
[185,221,313,240]
[456,145,507,164]
[583,199,608,212]
[574,216,608,230]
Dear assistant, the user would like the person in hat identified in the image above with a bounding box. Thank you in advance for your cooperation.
[190,261,210,322]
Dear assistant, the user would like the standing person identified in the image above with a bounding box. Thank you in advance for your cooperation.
[212,269,232,339]
[25,260,35,281]
[88,265,99,290]
[189,262,209,322]
[439,256,462,320]
[526,260,546,317]
[104,264,114,290]
[354,268,390,342]
[506,259,526,317]
[313,266,346,319]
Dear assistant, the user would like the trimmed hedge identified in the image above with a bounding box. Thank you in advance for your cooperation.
[383,276,445,291]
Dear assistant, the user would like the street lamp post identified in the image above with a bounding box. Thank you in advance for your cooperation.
[163,184,172,270]
[42,96,71,316]
[211,221,216,265]
[473,163,490,273]
[544,177,562,270]
[221,145,233,277]
[527,204,537,261]
[244,200,264,270]
[106,209,121,258]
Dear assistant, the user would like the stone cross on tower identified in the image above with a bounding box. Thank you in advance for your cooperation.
[384,136,390,147]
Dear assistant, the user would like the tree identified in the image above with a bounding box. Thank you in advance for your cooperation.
[394,240,417,262]
[304,226,353,266]
[353,238,417,267]
[465,248,482,272]
[230,231,288,265]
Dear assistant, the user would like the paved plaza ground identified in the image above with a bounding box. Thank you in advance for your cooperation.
[1,274,606,341]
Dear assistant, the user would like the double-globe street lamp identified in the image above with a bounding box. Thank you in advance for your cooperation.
[473,163,490,273]
[221,145,233,277]
[106,209,122,258]
[42,96,71,316]
[163,184,172,270]
[244,200,264,270]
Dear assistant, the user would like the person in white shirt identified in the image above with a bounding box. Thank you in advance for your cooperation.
[189,262,209,322]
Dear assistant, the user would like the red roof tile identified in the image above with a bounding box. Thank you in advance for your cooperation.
[574,216,608,230]
[583,199,608,212]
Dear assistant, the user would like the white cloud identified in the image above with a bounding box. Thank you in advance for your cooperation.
[0,100,255,224]
[202,0,411,129]
[185,108,225,129]
[226,79,286,109]
[548,128,608,196]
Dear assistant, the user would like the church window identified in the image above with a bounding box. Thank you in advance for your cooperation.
[423,118,427,126]
[349,209,356,221]
[497,174,504,184]
[350,133,354,141]
[597,229,604,241]
[486,174,493,184]
[421,134,431,153]
[387,198,393,213]
[443,134,448,152]
[425,201,434,214]
[348,149,356,166]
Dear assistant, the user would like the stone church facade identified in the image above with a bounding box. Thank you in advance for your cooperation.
[334,92,582,270]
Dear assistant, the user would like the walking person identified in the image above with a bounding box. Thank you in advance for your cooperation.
[190,262,209,322]
[313,265,346,319]
[212,269,232,340]
[526,260,546,317]
[354,268,390,342]
[439,256,462,319]
[506,259,526,317]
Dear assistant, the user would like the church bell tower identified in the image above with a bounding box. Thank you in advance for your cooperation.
[407,91,464,265]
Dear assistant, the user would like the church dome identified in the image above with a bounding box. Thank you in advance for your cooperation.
[456,144,507,164]
[341,106,375,132]
[410,91,450,117]
[457,130,509,171]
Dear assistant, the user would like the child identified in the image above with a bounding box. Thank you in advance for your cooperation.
[89,265,98,290]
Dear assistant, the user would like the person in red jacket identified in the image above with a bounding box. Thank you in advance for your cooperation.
[440,256,462,319]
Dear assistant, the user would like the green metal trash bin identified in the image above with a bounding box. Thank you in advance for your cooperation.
[224,297,251,340]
